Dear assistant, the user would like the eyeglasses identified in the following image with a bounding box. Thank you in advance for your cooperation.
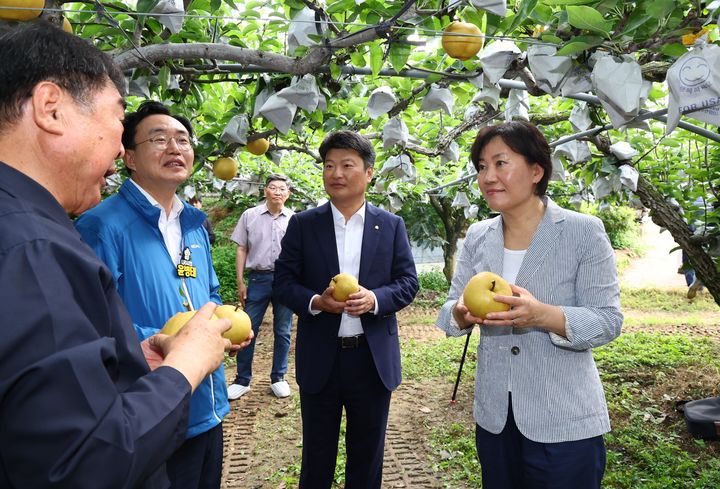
[135,135,193,151]
[266,185,289,193]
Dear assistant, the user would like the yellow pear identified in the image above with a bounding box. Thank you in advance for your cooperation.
[214,304,252,344]
[160,311,195,336]
[246,138,270,156]
[0,0,43,21]
[212,157,238,181]
[329,273,359,302]
[441,21,484,61]
[462,272,512,319]
[160,311,220,335]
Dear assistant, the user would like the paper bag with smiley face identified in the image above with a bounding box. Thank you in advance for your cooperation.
[666,44,720,134]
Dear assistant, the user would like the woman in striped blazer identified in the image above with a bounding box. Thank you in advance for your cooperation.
[436,121,623,489]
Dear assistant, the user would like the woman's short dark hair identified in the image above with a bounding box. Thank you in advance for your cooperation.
[319,130,375,169]
[470,121,552,197]
[122,101,193,150]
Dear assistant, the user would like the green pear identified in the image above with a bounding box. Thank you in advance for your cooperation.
[463,271,512,319]
[329,273,360,302]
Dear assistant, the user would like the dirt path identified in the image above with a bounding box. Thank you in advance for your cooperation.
[620,218,687,289]
[220,314,448,489]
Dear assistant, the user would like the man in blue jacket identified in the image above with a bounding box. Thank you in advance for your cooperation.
[0,24,235,489]
[76,101,249,489]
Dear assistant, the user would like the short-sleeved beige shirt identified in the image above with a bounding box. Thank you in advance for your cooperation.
[231,203,294,271]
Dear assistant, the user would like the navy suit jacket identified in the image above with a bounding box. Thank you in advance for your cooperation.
[273,202,418,394]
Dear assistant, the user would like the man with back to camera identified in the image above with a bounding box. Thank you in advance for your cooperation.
[0,23,238,488]
[227,173,295,400]
[273,130,419,488]
[75,100,252,489]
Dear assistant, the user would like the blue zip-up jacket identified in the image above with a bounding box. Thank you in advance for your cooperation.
[75,179,229,439]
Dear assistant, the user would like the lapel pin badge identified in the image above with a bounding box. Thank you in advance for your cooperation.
[374,225,379,230]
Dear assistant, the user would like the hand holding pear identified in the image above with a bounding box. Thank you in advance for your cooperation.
[329,273,360,301]
[161,305,253,345]
[150,302,232,390]
[311,273,365,315]
[462,272,513,319]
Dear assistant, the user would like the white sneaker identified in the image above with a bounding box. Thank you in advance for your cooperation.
[270,380,291,398]
[227,383,251,400]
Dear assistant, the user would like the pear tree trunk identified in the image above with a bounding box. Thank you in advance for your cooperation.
[429,195,469,284]
[634,176,720,305]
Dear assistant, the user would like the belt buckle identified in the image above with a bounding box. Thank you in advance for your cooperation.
[340,335,360,348]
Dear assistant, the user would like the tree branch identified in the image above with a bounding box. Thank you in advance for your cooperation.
[115,13,388,73]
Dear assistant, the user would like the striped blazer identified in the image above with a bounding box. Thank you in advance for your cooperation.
[436,197,623,443]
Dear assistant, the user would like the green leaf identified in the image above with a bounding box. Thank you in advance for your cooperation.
[645,0,675,20]
[365,12,381,25]
[541,0,595,4]
[648,85,666,102]
[556,39,600,56]
[369,42,384,77]
[539,34,563,44]
[329,62,341,80]
[241,24,259,35]
[158,65,171,91]
[81,24,108,37]
[618,7,653,37]
[326,0,356,14]
[426,73,443,84]
[350,50,366,68]
[506,0,539,33]
[461,6,485,28]
[532,4,554,23]
[566,6,613,37]
[389,42,412,74]
[498,13,517,32]
[137,0,160,17]
[660,43,688,57]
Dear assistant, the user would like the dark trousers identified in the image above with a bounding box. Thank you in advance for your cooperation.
[166,424,224,489]
[299,341,392,489]
[475,397,606,489]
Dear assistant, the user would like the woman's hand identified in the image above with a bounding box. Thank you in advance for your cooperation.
[483,284,566,336]
[452,295,484,329]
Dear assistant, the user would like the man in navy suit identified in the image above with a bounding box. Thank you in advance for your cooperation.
[273,130,418,488]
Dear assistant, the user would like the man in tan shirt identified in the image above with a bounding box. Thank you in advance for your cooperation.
[228,174,295,399]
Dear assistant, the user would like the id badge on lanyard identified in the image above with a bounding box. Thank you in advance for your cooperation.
[177,245,197,278]
[177,244,197,310]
